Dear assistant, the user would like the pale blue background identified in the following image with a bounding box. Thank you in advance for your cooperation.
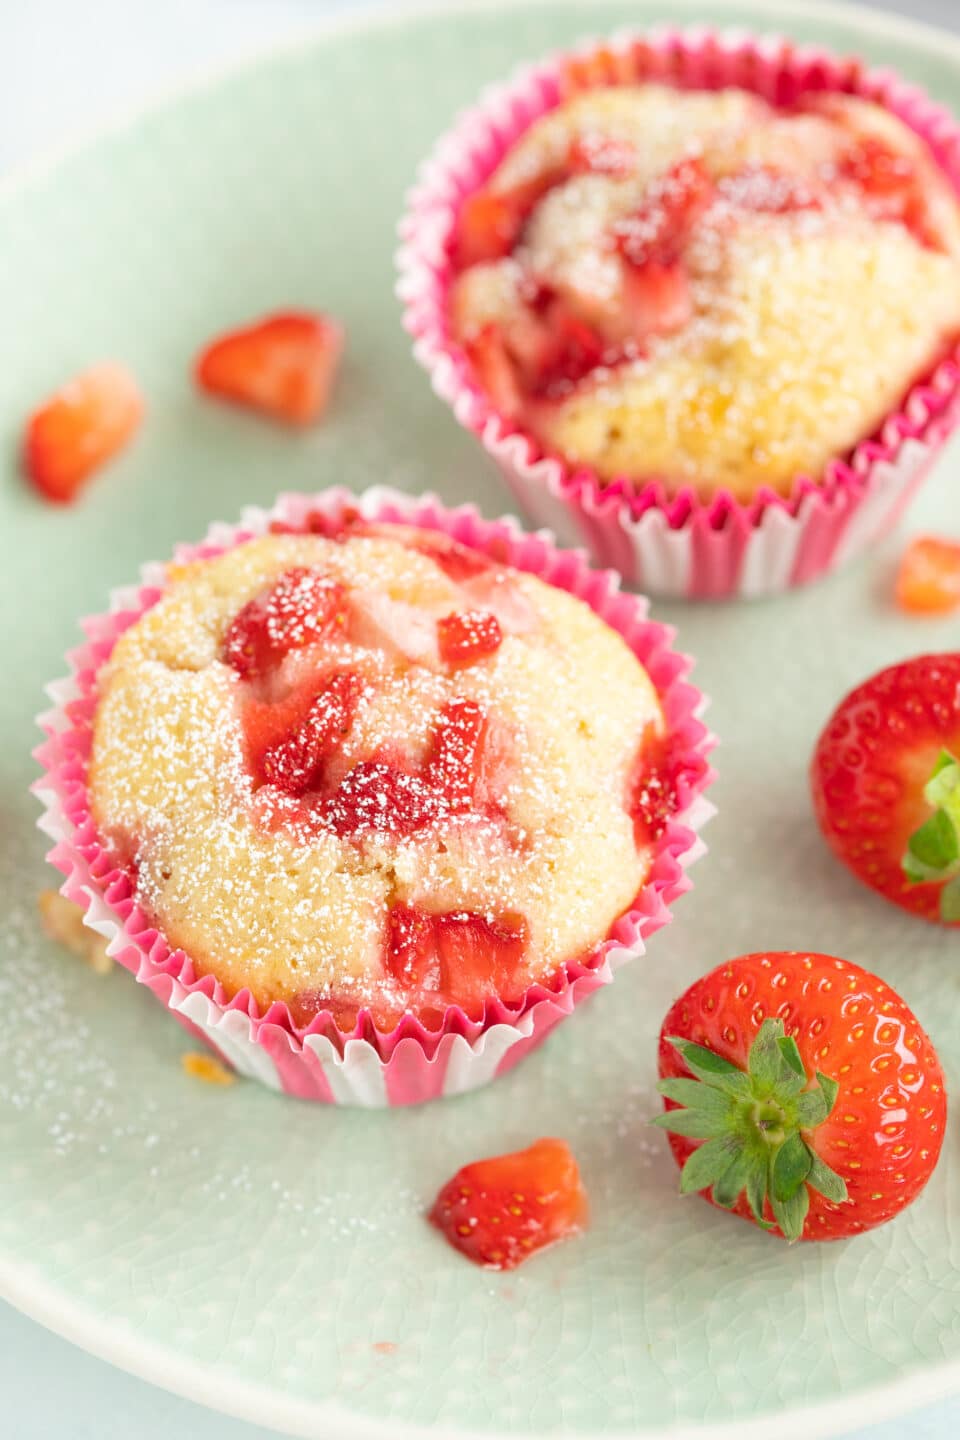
[2,0,959,1436]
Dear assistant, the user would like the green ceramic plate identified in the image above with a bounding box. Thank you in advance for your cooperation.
[2,2,960,1436]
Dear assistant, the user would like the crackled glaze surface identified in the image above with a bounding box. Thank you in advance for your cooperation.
[2,2,960,1437]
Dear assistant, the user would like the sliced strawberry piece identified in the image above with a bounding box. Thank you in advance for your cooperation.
[321,760,444,838]
[430,1137,588,1269]
[613,157,715,270]
[435,909,529,1013]
[24,363,143,504]
[242,682,319,776]
[530,307,609,396]
[627,728,679,848]
[840,137,915,199]
[896,536,960,615]
[261,671,362,796]
[195,311,344,426]
[384,903,438,987]
[463,324,523,419]
[223,567,347,681]
[454,191,523,267]
[437,610,504,668]
[303,505,362,539]
[454,172,563,269]
[837,138,938,246]
[568,134,636,177]
[424,698,489,813]
[621,260,693,338]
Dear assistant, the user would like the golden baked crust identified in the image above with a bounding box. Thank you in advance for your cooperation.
[450,85,960,501]
[90,529,663,1021]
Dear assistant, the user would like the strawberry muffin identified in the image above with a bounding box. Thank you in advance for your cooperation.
[449,84,960,501]
[88,519,673,1032]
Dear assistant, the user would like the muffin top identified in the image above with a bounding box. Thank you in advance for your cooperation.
[89,523,667,1030]
[449,84,960,501]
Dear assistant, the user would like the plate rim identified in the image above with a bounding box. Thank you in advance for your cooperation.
[4,0,960,1435]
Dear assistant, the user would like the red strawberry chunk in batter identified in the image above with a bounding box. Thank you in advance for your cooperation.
[437,610,504,668]
[627,730,681,847]
[223,567,347,680]
[261,671,363,797]
[613,158,715,270]
[424,698,489,813]
[320,760,446,838]
[384,904,530,1016]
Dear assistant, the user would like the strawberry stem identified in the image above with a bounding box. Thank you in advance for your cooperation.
[654,1017,849,1241]
[902,749,960,920]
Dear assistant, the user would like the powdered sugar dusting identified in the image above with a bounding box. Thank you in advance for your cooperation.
[450,83,960,500]
[89,529,664,1023]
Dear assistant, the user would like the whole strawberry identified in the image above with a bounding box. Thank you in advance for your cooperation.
[810,652,960,925]
[656,953,946,1241]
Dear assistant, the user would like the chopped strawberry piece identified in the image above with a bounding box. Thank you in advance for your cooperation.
[463,324,523,418]
[223,567,347,680]
[837,138,938,246]
[454,172,563,269]
[568,134,636,177]
[304,505,362,539]
[261,671,362,796]
[437,610,504,668]
[24,363,143,504]
[424,698,489,812]
[384,904,438,987]
[613,157,715,270]
[454,191,523,267]
[322,760,444,838]
[195,311,344,426]
[717,166,823,214]
[896,536,960,614]
[840,137,915,198]
[435,910,529,1012]
[242,682,320,775]
[430,1137,588,1269]
[628,729,679,847]
[528,306,608,397]
[621,260,693,338]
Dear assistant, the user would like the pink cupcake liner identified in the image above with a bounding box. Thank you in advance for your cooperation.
[396,27,960,599]
[33,487,715,1107]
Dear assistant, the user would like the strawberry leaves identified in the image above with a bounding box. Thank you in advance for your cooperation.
[902,749,960,921]
[653,1017,849,1241]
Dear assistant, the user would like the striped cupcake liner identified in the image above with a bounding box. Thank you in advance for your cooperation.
[33,487,715,1106]
[396,27,960,598]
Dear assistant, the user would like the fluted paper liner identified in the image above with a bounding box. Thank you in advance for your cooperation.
[34,487,715,1105]
[396,28,960,598]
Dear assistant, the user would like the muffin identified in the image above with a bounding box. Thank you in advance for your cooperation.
[89,521,670,1030]
[399,32,960,596]
[449,85,960,504]
[38,492,713,1104]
